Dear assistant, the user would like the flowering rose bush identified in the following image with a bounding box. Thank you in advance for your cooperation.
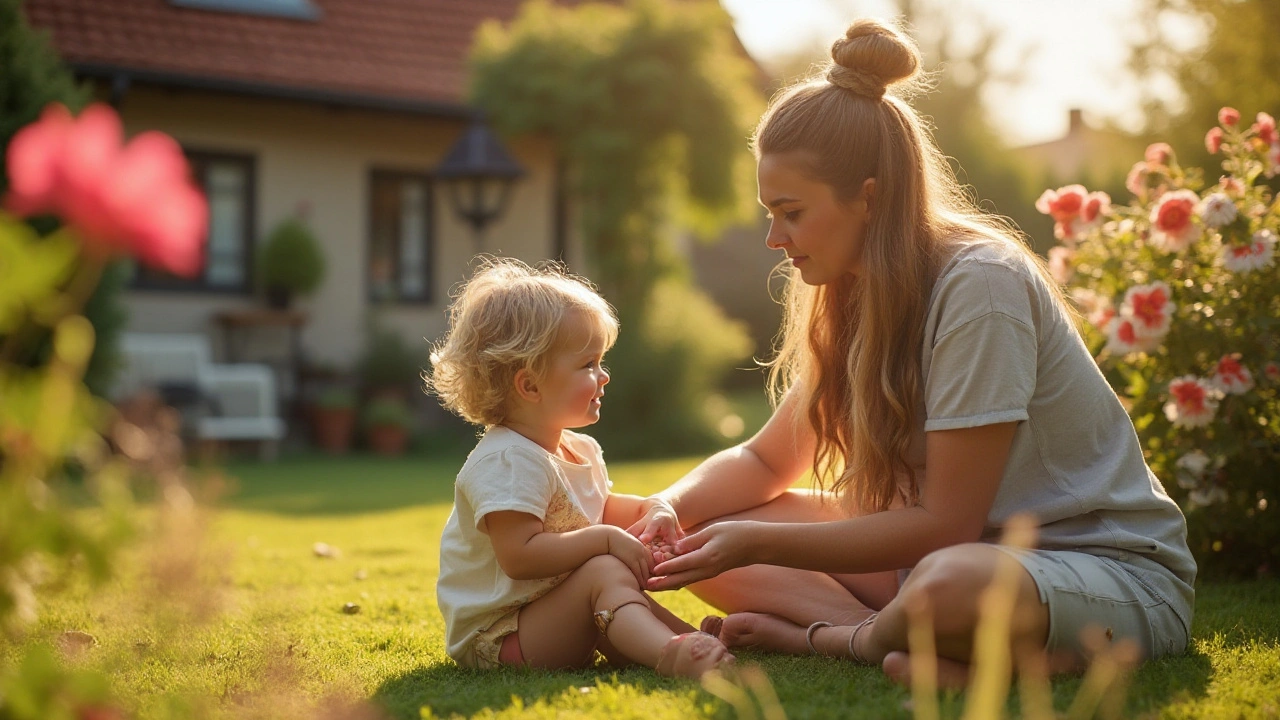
[1,103,206,716]
[1039,107,1279,577]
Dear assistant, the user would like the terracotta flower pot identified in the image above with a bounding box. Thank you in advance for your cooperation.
[313,406,355,454]
[367,424,408,456]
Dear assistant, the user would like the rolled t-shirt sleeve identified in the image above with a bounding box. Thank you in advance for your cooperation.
[924,260,1039,432]
[461,447,557,532]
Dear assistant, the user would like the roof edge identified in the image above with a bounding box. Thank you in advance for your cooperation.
[74,63,476,119]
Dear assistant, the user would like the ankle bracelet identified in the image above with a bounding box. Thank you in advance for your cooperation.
[848,612,879,664]
[805,621,833,655]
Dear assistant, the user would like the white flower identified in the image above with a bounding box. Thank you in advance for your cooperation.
[1189,485,1228,508]
[1163,376,1221,429]
[1267,143,1280,178]
[1198,193,1238,228]
[1174,451,1211,489]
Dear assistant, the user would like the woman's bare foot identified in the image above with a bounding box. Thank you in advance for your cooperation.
[881,650,973,690]
[712,612,810,655]
[655,632,735,678]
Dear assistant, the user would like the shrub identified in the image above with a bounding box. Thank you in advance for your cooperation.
[591,278,753,459]
[1039,108,1279,577]
[258,218,325,298]
[361,397,412,429]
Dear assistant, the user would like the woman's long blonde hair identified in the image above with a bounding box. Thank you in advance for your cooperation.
[757,19,1062,513]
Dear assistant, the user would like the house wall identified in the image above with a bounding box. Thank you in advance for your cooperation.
[108,86,564,372]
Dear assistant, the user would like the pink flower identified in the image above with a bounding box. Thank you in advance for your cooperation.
[1036,184,1088,239]
[1070,288,1115,331]
[1078,191,1110,233]
[1218,175,1245,197]
[1219,106,1240,127]
[1164,376,1220,429]
[4,103,207,276]
[1254,112,1277,146]
[1205,127,1224,154]
[1222,229,1276,273]
[1266,143,1280,178]
[1145,142,1173,166]
[1105,316,1160,355]
[1149,189,1201,252]
[1198,193,1238,228]
[1048,246,1075,284]
[1212,354,1254,395]
[1121,281,1175,338]
[1264,362,1280,383]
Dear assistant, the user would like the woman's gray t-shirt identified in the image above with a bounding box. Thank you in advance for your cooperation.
[913,239,1196,635]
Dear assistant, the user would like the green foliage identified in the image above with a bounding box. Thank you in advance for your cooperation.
[313,385,356,410]
[358,328,424,393]
[470,0,761,457]
[1050,120,1279,578]
[592,279,752,458]
[1,1,123,397]
[257,218,325,295]
[361,397,412,429]
[0,0,89,196]
[1133,0,1280,168]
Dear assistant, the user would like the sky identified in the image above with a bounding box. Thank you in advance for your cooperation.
[719,0,1205,147]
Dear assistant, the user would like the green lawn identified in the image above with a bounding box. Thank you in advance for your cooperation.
[21,452,1280,719]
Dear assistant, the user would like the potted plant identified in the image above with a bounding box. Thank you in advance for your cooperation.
[358,328,424,400]
[362,397,412,456]
[311,386,356,454]
[258,218,325,308]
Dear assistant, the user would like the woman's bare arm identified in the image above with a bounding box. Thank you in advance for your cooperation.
[648,421,1017,590]
[653,389,816,529]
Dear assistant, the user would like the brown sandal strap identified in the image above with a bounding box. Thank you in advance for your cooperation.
[593,599,649,635]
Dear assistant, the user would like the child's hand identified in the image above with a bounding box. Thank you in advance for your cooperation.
[627,497,683,550]
[648,539,679,565]
[604,525,654,586]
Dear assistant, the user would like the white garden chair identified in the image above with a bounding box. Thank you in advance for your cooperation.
[116,333,286,460]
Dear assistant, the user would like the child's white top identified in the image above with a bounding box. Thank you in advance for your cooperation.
[436,425,612,665]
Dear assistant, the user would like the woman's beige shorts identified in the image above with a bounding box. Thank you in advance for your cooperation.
[992,547,1189,660]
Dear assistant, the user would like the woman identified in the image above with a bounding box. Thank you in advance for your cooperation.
[629,19,1195,686]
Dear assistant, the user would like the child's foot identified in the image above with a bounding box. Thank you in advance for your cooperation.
[882,650,973,690]
[655,632,734,678]
[714,612,811,655]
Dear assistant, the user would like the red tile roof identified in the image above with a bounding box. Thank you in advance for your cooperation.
[22,0,534,111]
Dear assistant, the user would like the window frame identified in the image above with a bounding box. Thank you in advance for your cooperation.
[366,168,436,305]
[130,149,257,295]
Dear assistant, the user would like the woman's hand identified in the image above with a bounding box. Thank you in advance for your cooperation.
[603,525,654,586]
[626,496,683,551]
[646,520,760,591]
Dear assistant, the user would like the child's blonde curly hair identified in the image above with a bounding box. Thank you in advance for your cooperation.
[426,258,618,427]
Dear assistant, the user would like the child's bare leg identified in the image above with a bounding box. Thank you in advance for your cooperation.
[517,555,727,676]
[598,592,697,666]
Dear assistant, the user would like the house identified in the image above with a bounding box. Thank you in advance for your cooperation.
[21,0,582,401]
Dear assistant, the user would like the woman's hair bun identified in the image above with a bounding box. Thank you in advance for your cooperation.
[826,19,921,100]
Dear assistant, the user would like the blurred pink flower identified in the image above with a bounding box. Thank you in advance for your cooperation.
[4,103,207,276]
[1036,184,1105,240]
[1254,112,1277,145]
[1222,229,1276,273]
[1164,376,1220,429]
[1144,142,1173,165]
[1212,354,1254,395]
[1105,316,1159,355]
[1048,246,1075,284]
[1264,362,1280,383]
[1218,106,1240,127]
[1149,189,1201,252]
[1218,175,1245,196]
[1122,281,1174,339]
[1205,127,1224,154]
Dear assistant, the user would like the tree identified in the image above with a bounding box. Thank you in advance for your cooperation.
[469,0,759,456]
[1131,0,1280,168]
[1,0,126,397]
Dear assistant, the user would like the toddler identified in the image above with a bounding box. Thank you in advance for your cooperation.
[428,258,732,677]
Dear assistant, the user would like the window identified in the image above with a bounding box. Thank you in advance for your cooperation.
[132,152,255,293]
[169,0,320,21]
[369,171,434,303]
